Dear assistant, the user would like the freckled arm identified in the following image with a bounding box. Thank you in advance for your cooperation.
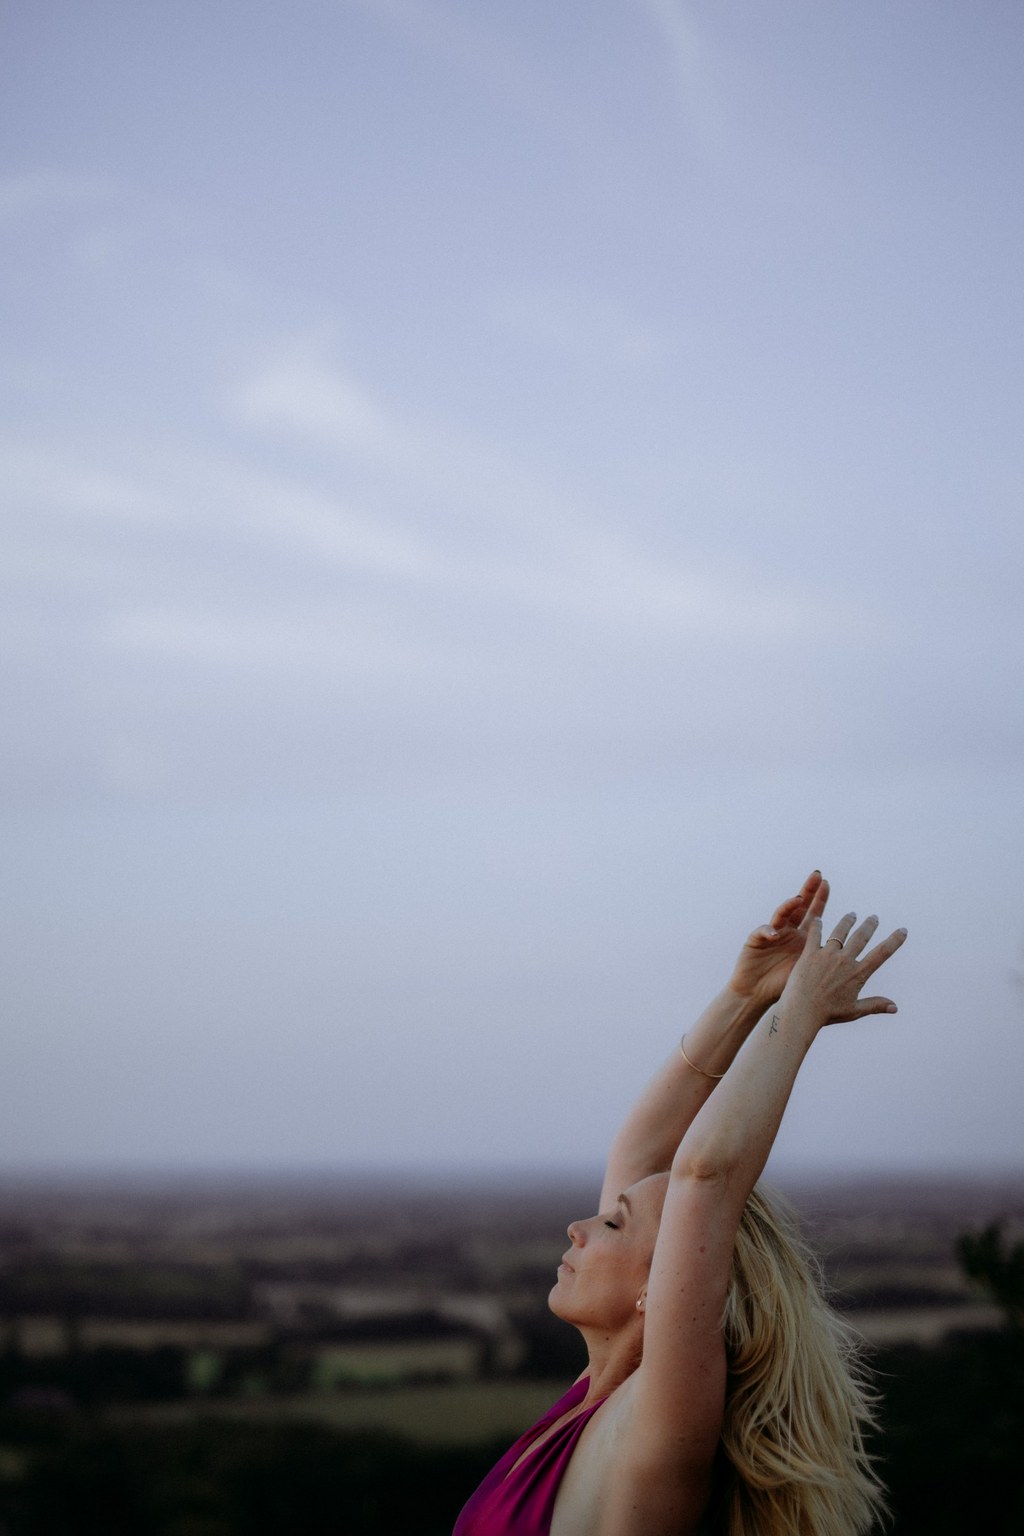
[629,910,906,1475]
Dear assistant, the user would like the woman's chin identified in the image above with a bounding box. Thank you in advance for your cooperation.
[548,1282,569,1318]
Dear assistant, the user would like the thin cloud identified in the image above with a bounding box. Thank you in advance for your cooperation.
[228,356,398,457]
[345,0,564,116]
[102,602,442,678]
[216,351,833,642]
[634,0,725,152]
[219,342,593,544]
[344,0,632,170]
[0,441,150,523]
[0,170,117,222]
[487,283,665,370]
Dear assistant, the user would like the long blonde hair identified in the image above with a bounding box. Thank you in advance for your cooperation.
[713,1184,886,1536]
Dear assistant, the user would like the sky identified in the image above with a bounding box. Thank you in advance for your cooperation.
[2,0,1022,1181]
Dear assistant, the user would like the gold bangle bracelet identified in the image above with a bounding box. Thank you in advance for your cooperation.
[679,1033,726,1081]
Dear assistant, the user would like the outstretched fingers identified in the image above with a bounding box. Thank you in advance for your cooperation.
[800,874,830,929]
[788,907,907,1026]
[858,925,909,978]
[768,892,809,932]
[844,914,880,957]
[848,994,899,1018]
[769,871,829,933]
[825,912,858,949]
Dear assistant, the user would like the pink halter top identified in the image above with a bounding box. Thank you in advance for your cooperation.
[452,1377,605,1536]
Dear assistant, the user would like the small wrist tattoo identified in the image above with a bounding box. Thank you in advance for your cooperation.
[768,1013,780,1038]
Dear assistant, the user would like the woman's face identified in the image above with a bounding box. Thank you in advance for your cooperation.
[549,1172,669,1330]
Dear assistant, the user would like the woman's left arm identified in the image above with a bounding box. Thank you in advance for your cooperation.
[600,871,829,1210]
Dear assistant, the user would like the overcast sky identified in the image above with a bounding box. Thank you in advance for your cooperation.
[2,0,1022,1181]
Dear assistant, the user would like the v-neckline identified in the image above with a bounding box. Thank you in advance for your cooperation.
[505,1381,607,1479]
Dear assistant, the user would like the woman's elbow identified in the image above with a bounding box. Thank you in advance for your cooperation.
[670,1150,737,1187]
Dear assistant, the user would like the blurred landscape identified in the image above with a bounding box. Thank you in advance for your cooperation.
[0,1169,1021,1534]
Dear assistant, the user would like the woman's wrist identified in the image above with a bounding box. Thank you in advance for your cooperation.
[714,985,768,1030]
[764,997,824,1048]
[679,989,764,1078]
[724,972,785,1012]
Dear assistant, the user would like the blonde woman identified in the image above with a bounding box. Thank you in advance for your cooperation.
[452,872,905,1536]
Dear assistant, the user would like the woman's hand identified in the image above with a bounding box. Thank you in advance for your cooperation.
[778,911,907,1029]
[727,871,830,1010]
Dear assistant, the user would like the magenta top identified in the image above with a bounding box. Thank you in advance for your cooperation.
[452,1377,605,1536]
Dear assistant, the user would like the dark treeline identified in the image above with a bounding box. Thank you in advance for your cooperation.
[0,1412,504,1536]
[0,1327,1021,1536]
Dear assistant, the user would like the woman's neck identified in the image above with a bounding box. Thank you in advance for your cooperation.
[577,1321,644,1405]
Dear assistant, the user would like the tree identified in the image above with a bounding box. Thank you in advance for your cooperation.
[956,1221,1024,1328]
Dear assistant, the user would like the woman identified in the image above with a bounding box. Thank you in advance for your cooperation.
[452,871,906,1536]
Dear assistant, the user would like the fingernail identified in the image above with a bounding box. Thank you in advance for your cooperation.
[886,1003,898,1013]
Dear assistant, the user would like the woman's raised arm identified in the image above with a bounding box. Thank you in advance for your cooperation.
[628,909,907,1467]
[599,871,829,1210]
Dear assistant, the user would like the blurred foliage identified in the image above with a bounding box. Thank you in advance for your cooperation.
[0,1337,352,1407]
[874,1328,1024,1534]
[955,1222,1024,1327]
[1,1342,188,1407]
[0,1414,503,1536]
[0,1260,251,1321]
[510,1305,586,1380]
[866,1221,1024,1534]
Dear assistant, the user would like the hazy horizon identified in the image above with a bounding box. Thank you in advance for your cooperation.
[2,1160,1021,1189]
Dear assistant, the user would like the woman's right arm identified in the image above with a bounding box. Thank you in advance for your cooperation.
[672,910,905,1191]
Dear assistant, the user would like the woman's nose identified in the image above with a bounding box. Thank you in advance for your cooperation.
[567,1220,583,1245]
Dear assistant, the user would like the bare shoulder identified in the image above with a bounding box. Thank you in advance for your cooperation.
[551,1377,713,1536]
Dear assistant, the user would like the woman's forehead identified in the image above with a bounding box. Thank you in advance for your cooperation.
[624,1171,670,1217]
